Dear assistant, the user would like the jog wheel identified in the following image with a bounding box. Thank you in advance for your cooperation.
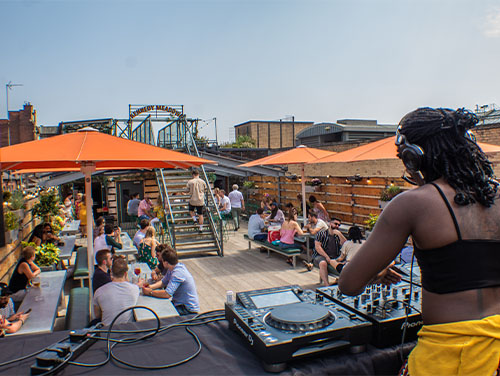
[266,302,334,333]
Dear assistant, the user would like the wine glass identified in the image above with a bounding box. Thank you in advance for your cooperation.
[134,267,141,277]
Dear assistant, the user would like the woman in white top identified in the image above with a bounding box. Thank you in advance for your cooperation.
[330,226,364,273]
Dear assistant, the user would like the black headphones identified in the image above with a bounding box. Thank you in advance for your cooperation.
[395,127,424,173]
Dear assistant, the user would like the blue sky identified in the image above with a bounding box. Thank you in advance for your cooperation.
[1,0,500,142]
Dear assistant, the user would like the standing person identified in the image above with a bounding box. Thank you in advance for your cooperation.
[228,184,245,231]
[63,194,73,219]
[8,246,41,302]
[313,219,347,286]
[74,193,83,222]
[127,193,141,222]
[93,257,140,326]
[140,247,200,315]
[79,195,88,236]
[138,197,154,221]
[92,249,113,293]
[218,189,231,215]
[308,195,330,222]
[187,169,207,232]
[248,208,268,241]
[339,107,500,375]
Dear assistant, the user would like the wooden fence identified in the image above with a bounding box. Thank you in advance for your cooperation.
[246,176,414,226]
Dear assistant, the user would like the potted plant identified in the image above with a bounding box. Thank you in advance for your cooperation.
[9,190,27,221]
[379,185,402,209]
[364,213,379,238]
[305,178,322,192]
[243,181,257,195]
[206,172,217,184]
[32,190,60,222]
[4,210,20,244]
[22,241,60,271]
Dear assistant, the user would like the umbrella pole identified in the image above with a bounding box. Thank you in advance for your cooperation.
[301,165,306,227]
[81,164,95,318]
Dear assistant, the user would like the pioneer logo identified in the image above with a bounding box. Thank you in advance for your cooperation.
[233,318,254,346]
[401,320,423,330]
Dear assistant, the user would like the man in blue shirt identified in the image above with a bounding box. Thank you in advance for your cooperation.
[248,208,267,241]
[141,247,200,315]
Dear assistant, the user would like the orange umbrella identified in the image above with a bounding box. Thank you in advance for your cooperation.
[0,128,215,285]
[310,136,500,164]
[239,145,336,224]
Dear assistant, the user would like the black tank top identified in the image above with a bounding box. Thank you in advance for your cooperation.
[8,258,30,293]
[414,183,500,294]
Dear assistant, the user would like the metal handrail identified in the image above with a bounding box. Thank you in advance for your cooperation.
[155,170,175,247]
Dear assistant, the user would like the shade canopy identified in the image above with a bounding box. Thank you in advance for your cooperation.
[0,129,214,170]
[309,136,500,164]
[239,145,336,167]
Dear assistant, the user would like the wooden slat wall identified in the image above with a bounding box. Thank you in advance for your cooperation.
[247,176,413,226]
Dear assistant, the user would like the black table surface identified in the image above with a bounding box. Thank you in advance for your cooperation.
[0,315,415,375]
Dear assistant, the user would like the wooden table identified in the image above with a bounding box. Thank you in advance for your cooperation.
[60,220,80,235]
[10,270,67,336]
[115,233,137,261]
[57,235,76,263]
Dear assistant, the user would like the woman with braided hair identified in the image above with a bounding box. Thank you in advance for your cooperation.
[339,107,500,375]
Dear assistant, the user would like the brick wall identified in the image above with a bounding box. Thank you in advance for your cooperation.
[236,121,313,149]
[0,104,37,147]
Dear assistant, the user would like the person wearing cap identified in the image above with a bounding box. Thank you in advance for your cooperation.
[0,284,29,335]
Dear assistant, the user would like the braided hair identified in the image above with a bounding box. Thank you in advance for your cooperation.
[399,107,498,207]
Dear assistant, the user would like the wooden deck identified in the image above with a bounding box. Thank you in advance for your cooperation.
[180,222,320,312]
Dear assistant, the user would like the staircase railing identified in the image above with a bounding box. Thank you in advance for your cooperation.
[183,120,224,256]
[155,169,175,248]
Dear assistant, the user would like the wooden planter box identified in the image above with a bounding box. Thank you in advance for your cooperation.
[4,229,19,244]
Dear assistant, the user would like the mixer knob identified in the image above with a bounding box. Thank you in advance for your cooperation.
[373,299,379,307]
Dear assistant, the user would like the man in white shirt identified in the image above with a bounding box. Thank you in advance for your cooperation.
[228,184,245,231]
[187,169,207,232]
[219,189,231,214]
[93,258,140,326]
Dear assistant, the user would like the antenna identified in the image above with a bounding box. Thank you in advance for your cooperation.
[6,81,23,117]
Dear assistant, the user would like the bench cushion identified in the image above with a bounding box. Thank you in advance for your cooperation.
[244,234,301,255]
[74,247,89,278]
[65,287,90,330]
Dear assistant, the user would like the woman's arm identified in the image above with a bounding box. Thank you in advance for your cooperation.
[19,262,40,280]
[317,202,328,218]
[294,222,305,236]
[338,192,414,296]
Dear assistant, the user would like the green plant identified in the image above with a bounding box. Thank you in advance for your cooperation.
[32,190,60,220]
[22,241,60,267]
[243,181,256,189]
[364,213,379,231]
[206,172,217,183]
[9,190,26,210]
[230,135,257,148]
[4,211,20,231]
[380,185,402,201]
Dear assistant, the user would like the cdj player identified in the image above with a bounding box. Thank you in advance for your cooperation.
[225,285,372,372]
[317,281,423,348]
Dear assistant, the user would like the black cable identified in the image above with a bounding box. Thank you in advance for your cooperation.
[399,250,416,361]
[0,347,47,367]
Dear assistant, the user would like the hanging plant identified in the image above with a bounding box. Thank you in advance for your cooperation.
[380,185,402,201]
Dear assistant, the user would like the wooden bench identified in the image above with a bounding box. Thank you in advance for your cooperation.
[65,287,90,330]
[73,247,89,287]
[244,234,301,268]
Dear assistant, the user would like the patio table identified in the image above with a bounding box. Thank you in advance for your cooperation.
[60,220,80,236]
[115,232,137,261]
[57,235,76,265]
[10,270,67,336]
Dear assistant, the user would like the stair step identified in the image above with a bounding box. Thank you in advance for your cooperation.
[162,175,190,181]
[171,209,190,215]
[160,170,193,176]
[176,246,220,256]
[174,230,213,237]
[166,188,189,194]
[175,238,217,246]
[173,223,211,230]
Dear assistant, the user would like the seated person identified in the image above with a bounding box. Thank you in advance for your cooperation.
[29,223,60,246]
[313,219,347,286]
[219,189,231,215]
[151,244,167,282]
[8,246,41,302]
[94,216,105,240]
[133,219,150,249]
[140,247,200,315]
[138,226,160,270]
[0,283,30,335]
[279,209,305,249]
[303,212,328,235]
[248,208,267,241]
[92,249,113,293]
[93,257,140,326]
[266,202,284,225]
[329,226,365,273]
[260,195,272,213]
[94,224,123,254]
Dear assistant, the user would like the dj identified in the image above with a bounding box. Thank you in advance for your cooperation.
[339,107,500,375]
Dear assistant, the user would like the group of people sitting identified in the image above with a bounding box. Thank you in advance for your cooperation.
[92,244,200,326]
[248,204,366,286]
